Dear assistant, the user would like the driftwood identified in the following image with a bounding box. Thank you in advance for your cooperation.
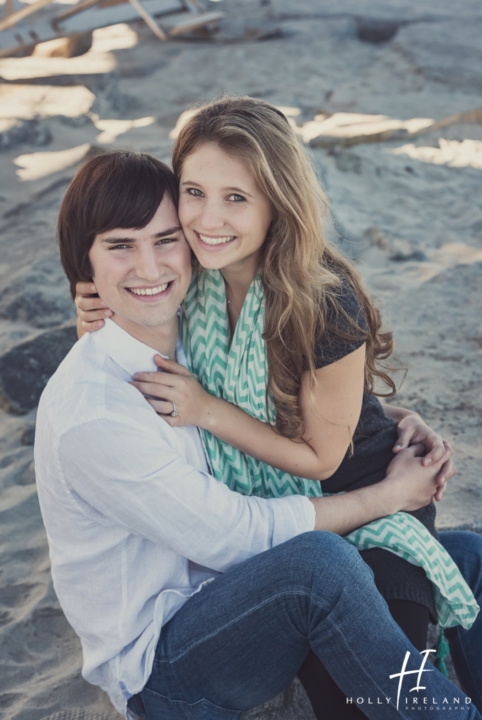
[0,0,224,57]
[309,108,482,149]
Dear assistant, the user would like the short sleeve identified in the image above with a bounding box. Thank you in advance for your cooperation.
[314,282,368,368]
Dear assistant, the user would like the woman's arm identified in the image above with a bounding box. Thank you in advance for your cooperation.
[132,344,365,481]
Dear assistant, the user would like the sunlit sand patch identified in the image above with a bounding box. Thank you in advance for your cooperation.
[169,109,198,140]
[94,116,155,143]
[386,139,482,170]
[0,85,95,119]
[0,53,116,80]
[14,143,90,181]
[299,113,434,144]
[90,23,138,53]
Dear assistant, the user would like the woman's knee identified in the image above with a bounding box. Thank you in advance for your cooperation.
[440,531,482,591]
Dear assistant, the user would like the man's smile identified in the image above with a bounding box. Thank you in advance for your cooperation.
[125,281,174,302]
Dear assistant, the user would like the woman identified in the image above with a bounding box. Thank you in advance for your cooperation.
[75,98,477,717]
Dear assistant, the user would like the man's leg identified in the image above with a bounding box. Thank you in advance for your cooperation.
[439,531,482,711]
[128,532,480,720]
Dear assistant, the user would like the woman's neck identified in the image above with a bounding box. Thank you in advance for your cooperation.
[220,258,259,309]
[221,262,258,335]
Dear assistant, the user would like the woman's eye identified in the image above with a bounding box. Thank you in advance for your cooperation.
[187,188,203,197]
[228,194,246,203]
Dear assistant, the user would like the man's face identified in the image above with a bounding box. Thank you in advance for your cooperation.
[88,196,192,337]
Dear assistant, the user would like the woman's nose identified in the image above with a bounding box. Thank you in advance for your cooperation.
[199,200,225,231]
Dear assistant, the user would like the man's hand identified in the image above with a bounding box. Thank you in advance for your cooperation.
[384,443,449,511]
[310,445,446,535]
[383,404,456,493]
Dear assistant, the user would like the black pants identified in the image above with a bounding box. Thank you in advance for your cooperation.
[298,598,430,720]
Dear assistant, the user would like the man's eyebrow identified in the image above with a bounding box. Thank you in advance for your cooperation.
[101,226,182,243]
[181,180,254,198]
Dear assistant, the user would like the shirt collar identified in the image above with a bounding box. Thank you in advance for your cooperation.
[95,317,178,377]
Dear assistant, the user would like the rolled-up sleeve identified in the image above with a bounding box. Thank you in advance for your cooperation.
[58,416,315,573]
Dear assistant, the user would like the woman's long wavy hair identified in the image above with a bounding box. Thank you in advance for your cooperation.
[172,96,395,439]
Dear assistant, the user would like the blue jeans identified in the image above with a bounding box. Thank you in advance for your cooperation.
[128,532,481,719]
[440,531,482,710]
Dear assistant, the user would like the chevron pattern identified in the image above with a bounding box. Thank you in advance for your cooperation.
[181,269,479,629]
[345,512,479,628]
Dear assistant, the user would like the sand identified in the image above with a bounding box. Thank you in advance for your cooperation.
[0,0,481,717]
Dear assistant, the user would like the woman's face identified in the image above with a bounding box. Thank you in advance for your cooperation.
[178,142,272,277]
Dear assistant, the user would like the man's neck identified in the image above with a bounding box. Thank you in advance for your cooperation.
[112,315,178,359]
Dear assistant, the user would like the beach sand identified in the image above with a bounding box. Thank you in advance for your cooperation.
[0,1,481,717]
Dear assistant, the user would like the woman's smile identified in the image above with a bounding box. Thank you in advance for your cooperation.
[194,230,237,251]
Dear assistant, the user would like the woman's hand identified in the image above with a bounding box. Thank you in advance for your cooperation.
[75,281,113,334]
[131,356,216,428]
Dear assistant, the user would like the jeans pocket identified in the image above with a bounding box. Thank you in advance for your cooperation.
[140,687,241,720]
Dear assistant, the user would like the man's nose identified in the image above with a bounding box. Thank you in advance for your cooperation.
[135,245,163,282]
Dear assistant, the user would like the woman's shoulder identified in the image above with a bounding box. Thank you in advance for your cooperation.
[314,279,368,368]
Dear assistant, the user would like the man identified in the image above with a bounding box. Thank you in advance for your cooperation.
[35,151,481,719]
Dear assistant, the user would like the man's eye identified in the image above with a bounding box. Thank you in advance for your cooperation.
[157,238,177,245]
[228,194,246,203]
[187,188,203,197]
[109,244,130,250]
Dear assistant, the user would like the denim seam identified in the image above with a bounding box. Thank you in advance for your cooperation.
[160,589,326,665]
[329,614,400,710]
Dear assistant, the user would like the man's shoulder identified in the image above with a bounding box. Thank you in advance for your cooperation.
[38,332,119,437]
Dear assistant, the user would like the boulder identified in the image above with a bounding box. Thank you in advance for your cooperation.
[0,117,52,152]
[0,255,76,329]
[0,324,77,415]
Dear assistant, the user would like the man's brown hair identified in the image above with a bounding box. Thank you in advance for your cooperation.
[58,151,179,299]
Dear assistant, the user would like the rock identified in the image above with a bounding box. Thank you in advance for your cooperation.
[356,18,400,44]
[334,149,362,174]
[0,255,76,329]
[0,118,51,153]
[20,425,36,446]
[364,227,427,262]
[0,324,77,415]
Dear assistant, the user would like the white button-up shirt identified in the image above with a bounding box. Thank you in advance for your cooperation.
[34,319,315,715]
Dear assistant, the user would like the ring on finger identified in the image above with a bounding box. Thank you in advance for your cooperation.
[170,401,178,418]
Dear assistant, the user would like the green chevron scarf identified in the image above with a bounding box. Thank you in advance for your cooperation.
[181,269,479,630]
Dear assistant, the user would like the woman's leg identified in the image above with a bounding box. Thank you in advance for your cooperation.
[439,531,482,711]
[298,600,430,720]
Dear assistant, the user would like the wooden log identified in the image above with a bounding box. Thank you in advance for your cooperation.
[0,0,180,55]
[0,0,55,33]
[127,0,167,40]
[162,10,223,36]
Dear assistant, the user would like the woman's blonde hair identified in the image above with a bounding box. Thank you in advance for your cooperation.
[172,96,395,438]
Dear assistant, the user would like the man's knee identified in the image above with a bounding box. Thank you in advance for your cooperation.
[281,531,368,586]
